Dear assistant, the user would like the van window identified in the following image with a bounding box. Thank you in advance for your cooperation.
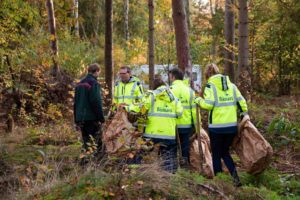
[193,72,197,81]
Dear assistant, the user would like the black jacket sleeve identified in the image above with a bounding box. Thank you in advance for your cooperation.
[73,87,78,123]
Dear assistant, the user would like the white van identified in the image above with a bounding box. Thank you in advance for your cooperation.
[131,64,202,91]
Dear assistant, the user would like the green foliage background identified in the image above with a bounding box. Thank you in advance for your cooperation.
[0,0,299,126]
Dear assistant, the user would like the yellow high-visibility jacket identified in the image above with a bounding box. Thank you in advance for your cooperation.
[195,74,248,134]
[113,76,144,106]
[127,86,183,140]
[170,80,197,128]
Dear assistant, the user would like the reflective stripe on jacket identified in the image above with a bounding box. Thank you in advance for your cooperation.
[170,80,197,128]
[113,76,144,105]
[127,86,183,140]
[195,74,248,134]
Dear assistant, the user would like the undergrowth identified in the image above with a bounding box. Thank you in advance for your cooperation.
[0,95,299,199]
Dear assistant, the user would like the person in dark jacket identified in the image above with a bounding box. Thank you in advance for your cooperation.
[74,63,105,156]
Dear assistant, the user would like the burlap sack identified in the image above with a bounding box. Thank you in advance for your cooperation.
[233,115,273,174]
[103,110,142,156]
[190,128,214,178]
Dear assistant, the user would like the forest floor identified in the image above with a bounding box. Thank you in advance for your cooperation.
[0,94,299,200]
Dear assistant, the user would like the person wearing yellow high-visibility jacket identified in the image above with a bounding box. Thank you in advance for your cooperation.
[169,68,197,167]
[113,66,144,107]
[195,63,248,187]
[125,78,183,173]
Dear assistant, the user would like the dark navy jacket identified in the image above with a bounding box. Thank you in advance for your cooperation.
[74,74,105,123]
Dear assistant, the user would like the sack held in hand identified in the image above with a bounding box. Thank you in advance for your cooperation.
[189,128,214,178]
[102,110,143,157]
[233,115,273,174]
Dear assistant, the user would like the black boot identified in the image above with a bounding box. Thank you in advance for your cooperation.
[232,171,242,187]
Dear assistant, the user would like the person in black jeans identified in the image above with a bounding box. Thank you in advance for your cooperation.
[74,63,105,161]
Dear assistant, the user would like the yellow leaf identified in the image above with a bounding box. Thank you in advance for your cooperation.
[141,106,147,115]
[128,153,134,159]
[137,180,144,185]
[109,192,115,196]
[121,185,129,189]
[79,154,85,159]
[49,34,56,41]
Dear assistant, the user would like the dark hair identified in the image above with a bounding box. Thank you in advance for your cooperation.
[153,77,165,90]
[169,68,184,80]
[120,66,131,73]
[88,63,100,73]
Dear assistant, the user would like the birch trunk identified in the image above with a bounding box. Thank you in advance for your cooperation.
[74,0,79,37]
[46,0,60,77]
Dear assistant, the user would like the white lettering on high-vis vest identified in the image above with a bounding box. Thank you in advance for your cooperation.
[157,107,172,112]
[219,96,234,102]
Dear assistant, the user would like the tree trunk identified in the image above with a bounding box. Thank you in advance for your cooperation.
[124,0,129,41]
[209,0,219,61]
[278,53,291,96]
[74,0,79,37]
[148,0,155,89]
[124,0,129,62]
[237,0,251,101]
[224,0,235,82]
[183,0,191,29]
[250,21,259,90]
[105,0,113,101]
[4,55,16,133]
[209,0,215,60]
[172,0,192,84]
[46,0,60,77]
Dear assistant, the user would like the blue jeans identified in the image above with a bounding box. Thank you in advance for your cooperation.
[178,128,193,164]
[151,138,178,173]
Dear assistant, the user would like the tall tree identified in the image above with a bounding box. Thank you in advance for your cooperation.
[124,0,129,41]
[224,0,235,82]
[183,0,191,29]
[105,0,113,101]
[73,0,79,37]
[79,0,105,38]
[46,0,60,77]
[124,0,129,62]
[209,0,217,59]
[209,0,224,61]
[238,0,251,100]
[172,0,192,82]
[148,0,155,89]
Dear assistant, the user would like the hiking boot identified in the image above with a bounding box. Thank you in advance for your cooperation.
[232,171,242,187]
